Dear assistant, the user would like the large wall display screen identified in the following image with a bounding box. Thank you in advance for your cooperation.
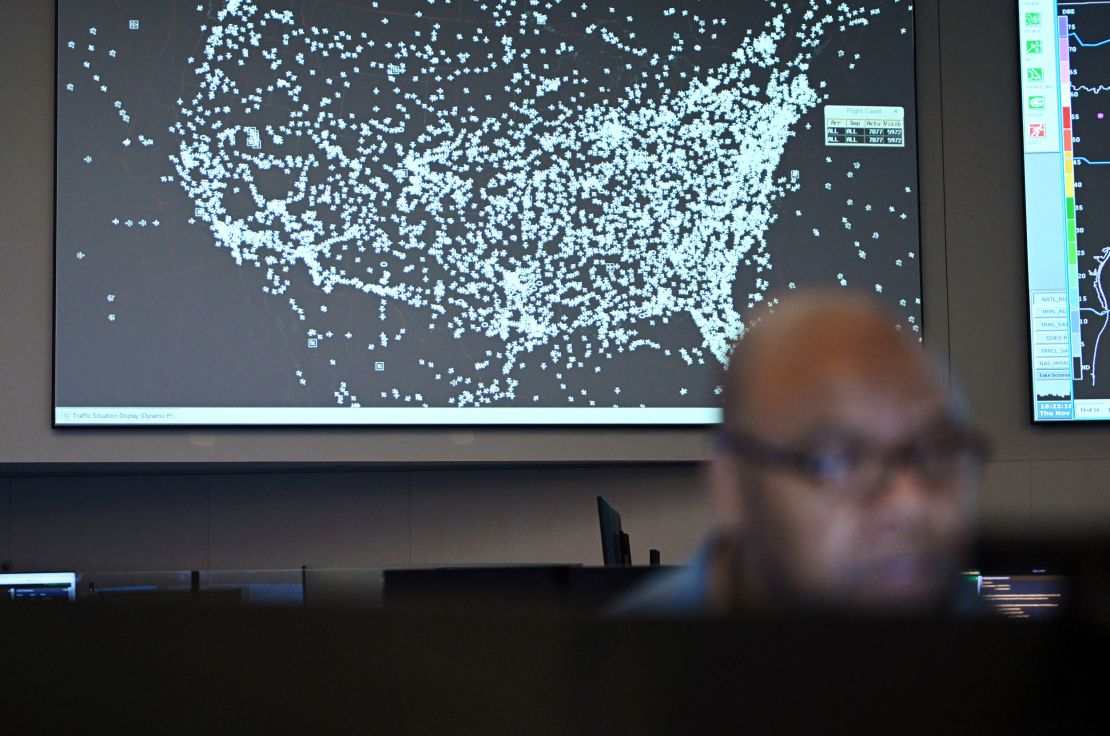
[54,0,922,426]
[1021,0,1110,421]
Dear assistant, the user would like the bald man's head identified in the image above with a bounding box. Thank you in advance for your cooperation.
[723,291,945,443]
[709,291,981,614]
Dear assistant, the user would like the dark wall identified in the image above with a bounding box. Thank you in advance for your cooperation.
[0,466,710,571]
[1,0,1108,573]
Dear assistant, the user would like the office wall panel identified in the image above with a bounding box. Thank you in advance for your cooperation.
[1030,460,1110,532]
[10,475,208,571]
[1,478,10,568]
[208,471,410,569]
[977,461,1033,533]
[914,0,951,370]
[410,468,612,565]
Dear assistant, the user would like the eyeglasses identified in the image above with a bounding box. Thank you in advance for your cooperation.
[717,422,990,503]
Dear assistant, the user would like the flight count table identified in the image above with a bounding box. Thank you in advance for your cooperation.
[824,105,905,147]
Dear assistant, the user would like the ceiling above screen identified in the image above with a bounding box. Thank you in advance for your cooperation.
[53,0,922,426]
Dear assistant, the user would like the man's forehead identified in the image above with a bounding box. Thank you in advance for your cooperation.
[755,377,950,444]
[729,299,946,442]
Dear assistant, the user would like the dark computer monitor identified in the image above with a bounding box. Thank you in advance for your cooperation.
[597,497,631,567]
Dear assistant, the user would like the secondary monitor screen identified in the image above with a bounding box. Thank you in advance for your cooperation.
[1021,0,1110,421]
[55,0,922,426]
[0,573,78,603]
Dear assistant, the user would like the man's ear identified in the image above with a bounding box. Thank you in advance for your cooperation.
[708,443,745,532]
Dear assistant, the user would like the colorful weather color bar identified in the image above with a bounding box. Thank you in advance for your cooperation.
[1060,16,1076,265]
[1059,14,1083,379]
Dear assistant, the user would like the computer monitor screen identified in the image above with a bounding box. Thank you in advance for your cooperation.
[597,496,631,566]
[967,570,1068,620]
[0,572,78,603]
[54,0,922,426]
[1020,1,1110,421]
